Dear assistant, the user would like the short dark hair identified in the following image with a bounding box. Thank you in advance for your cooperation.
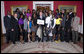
[56,9,59,12]
[15,8,19,12]
[56,9,59,11]
[14,12,17,15]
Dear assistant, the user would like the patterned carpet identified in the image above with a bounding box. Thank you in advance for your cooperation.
[1,41,83,53]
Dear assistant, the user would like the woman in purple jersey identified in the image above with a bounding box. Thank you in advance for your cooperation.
[18,14,24,44]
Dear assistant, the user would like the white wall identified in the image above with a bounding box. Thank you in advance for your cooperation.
[78,12,83,34]
[81,12,83,34]
[1,1,6,34]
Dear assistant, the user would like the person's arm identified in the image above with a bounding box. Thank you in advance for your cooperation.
[4,16,7,30]
[77,17,80,25]
[18,19,22,32]
[23,19,26,30]
[27,21,30,31]
[71,18,73,28]
[32,20,34,26]
[19,24,22,32]
[52,19,56,29]
[76,17,80,31]
[24,19,27,31]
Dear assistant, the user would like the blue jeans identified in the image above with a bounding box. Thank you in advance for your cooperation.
[55,35,58,40]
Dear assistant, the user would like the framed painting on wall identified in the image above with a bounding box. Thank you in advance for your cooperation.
[11,5,28,15]
[58,5,77,13]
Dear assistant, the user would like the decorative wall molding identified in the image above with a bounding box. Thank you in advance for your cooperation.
[33,1,54,10]
[1,1,6,34]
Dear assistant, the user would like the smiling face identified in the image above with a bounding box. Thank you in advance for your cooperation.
[62,10,64,13]
[61,14,64,18]
[7,11,11,15]
[14,13,17,18]
[21,15,23,18]
[22,9,25,13]
[49,10,52,15]
[52,14,55,18]
[45,12,48,17]
[33,14,36,18]
[39,12,42,16]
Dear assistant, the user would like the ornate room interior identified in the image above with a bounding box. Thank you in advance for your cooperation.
[1,1,83,53]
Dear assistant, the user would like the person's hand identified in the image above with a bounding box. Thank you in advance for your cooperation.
[20,29,22,32]
[52,28,54,30]
[5,28,7,31]
[62,27,64,30]
[29,29,30,32]
[11,29,14,31]
[68,29,70,32]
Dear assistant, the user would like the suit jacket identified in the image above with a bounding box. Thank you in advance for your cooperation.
[4,15,13,30]
[69,12,74,20]
[71,16,80,31]
[37,15,45,28]
[10,16,19,32]
[65,18,71,30]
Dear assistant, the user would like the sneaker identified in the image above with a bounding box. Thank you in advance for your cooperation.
[55,40,59,43]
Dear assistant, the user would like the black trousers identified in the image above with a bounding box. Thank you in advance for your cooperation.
[61,27,65,41]
[24,30,28,42]
[65,28,70,42]
[6,30,11,43]
[38,37,41,42]
[56,25,60,34]
[10,31,17,44]
[42,27,44,42]
[60,30,65,41]
[16,30,20,41]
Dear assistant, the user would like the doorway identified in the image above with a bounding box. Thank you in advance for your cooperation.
[33,1,54,11]
[36,5,50,12]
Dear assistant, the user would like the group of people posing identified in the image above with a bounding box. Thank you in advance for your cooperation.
[4,8,80,44]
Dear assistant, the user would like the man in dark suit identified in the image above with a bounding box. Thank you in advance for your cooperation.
[4,11,13,44]
[37,11,45,42]
[69,9,74,20]
[69,9,74,42]
[10,13,20,44]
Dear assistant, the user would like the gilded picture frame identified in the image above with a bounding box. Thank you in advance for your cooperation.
[11,5,28,15]
[58,5,77,13]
